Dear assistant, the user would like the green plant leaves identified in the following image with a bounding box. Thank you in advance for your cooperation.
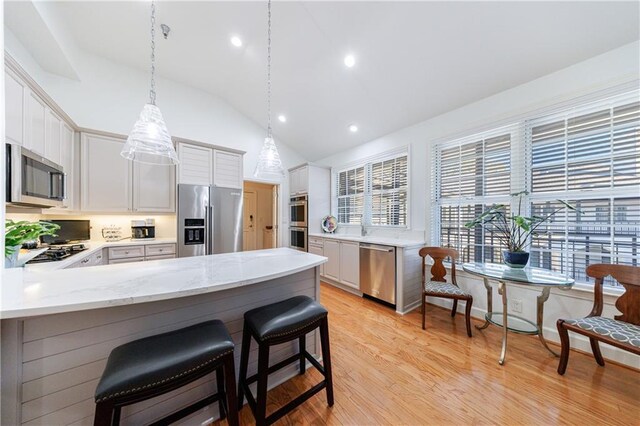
[4,220,60,257]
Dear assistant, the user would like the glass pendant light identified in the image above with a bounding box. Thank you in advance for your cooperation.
[254,0,285,180]
[121,0,178,166]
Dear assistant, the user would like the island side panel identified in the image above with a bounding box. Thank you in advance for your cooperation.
[4,268,319,426]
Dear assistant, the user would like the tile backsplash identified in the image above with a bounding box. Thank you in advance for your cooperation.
[5,213,177,242]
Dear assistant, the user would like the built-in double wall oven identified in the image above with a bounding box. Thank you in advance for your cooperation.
[289,226,308,252]
[289,195,308,251]
[289,195,307,227]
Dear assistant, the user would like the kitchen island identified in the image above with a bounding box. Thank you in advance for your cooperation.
[1,248,326,426]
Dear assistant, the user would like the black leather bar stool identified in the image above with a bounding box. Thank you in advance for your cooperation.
[94,320,238,426]
[238,295,334,426]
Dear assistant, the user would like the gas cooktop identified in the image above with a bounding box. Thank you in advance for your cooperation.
[27,244,89,264]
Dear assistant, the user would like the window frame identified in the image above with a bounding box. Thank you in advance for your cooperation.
[333,147,410,228]
[432,125,521,264]
[431,90,639,288]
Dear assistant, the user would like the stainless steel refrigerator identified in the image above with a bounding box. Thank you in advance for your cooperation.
[177,184,243,257]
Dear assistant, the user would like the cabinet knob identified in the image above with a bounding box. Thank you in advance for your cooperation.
[159,248,163,252]
[97,255,102,259]
[125,251,129,254]
[82,258,89,264]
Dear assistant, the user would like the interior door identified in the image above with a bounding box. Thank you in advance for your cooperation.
[243,191,257,251]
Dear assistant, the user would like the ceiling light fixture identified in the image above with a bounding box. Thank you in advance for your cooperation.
[254,0,285,180]
[230,36,243,47]
[278,115,287,123]
[344,54,356,68]
[121,0,178,166]
[349,124,358,133]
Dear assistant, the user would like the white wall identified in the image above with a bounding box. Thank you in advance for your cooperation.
[4,28,305,246]
[317,40,640,368]
[319,40,639,239]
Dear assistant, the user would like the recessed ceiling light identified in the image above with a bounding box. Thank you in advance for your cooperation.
[230,36,243,47]
[344,54,356,68]
[278,115,287,123]
[349,124,358,133]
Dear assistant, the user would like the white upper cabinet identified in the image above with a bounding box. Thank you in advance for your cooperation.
[60,123,75,209]
[134,162,176,212]
[82,132,176,213]
[289,166,309,195]
[81,133,133,212]
[177,143,213,185]
[25,90,47,155]
[213,150,243,189]
[5,69,25,146]
[177,142,244,189]
[45,110,62,165]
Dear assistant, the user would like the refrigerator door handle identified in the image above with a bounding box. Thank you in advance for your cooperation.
[205,204,211,255]
[209,205,214,255]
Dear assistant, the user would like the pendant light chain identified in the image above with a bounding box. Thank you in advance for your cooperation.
[266,0,272,139]
[149,0,157,106]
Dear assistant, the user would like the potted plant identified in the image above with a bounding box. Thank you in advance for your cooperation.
[5,220,60,268]
[464,192,575,268]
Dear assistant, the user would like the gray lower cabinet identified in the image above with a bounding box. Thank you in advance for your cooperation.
[65,244,177,268]
[66,249,107,268]
[109,257,145,265]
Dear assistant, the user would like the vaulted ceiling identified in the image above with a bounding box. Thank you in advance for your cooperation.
[5,1,640,161]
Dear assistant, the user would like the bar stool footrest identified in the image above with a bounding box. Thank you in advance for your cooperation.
[148,392,224,426]
[242,349,328,425]
[266,381,326,425]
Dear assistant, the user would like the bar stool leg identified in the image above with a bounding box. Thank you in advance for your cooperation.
[319,318,334,407]
[216,367,227,420]
[223,354,240,426]
[94,401,115,426]
[299,334,306,375]
[255,344,271,426]
[112,407,121,426]
[237,325,251,407]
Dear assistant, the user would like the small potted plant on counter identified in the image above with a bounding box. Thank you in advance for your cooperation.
[464,191,575,268]
[4,220,60,268]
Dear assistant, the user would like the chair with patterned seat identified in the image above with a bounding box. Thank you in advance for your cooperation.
[557,264,640,375]
[419,247,473,337]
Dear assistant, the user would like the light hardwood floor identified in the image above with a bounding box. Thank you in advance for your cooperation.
[215,283,639,425]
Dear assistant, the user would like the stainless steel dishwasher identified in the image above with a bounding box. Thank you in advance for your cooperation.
[359,243,396,305]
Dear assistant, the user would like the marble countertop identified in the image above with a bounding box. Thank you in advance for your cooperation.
[308,232,425,248]
[1,248,326,319]
[25,238,178,272]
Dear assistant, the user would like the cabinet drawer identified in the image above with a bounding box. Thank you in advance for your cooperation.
[145,244,176,257]
[308,237,324,246]
[109,257,145,265]
[146,254,176,261]
[108,245,145,259]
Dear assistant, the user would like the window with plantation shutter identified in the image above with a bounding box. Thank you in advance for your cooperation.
[337,166,365,224]
[435,129,514,263]
[370,156,408,226]
[528,94,640,287]
[335,150,409,227]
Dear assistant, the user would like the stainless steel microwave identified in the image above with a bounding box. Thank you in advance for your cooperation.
[6,144,66,208]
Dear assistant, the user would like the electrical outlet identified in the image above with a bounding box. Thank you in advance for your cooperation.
[511,298,523,313]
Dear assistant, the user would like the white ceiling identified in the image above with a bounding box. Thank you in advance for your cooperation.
[9,1,640,161]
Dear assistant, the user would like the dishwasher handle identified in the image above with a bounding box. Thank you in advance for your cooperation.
[360,244,394,253]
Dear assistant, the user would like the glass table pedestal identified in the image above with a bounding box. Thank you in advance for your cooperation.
[475,278,558,365]
[462,262,574,365]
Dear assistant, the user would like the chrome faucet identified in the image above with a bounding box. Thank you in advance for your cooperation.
[360,222,368,237]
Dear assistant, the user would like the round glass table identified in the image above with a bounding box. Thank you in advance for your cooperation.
[462,262,574,365]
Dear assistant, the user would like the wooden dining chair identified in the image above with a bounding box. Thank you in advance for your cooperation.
[557,264,640,375]
[419,247,473,337]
